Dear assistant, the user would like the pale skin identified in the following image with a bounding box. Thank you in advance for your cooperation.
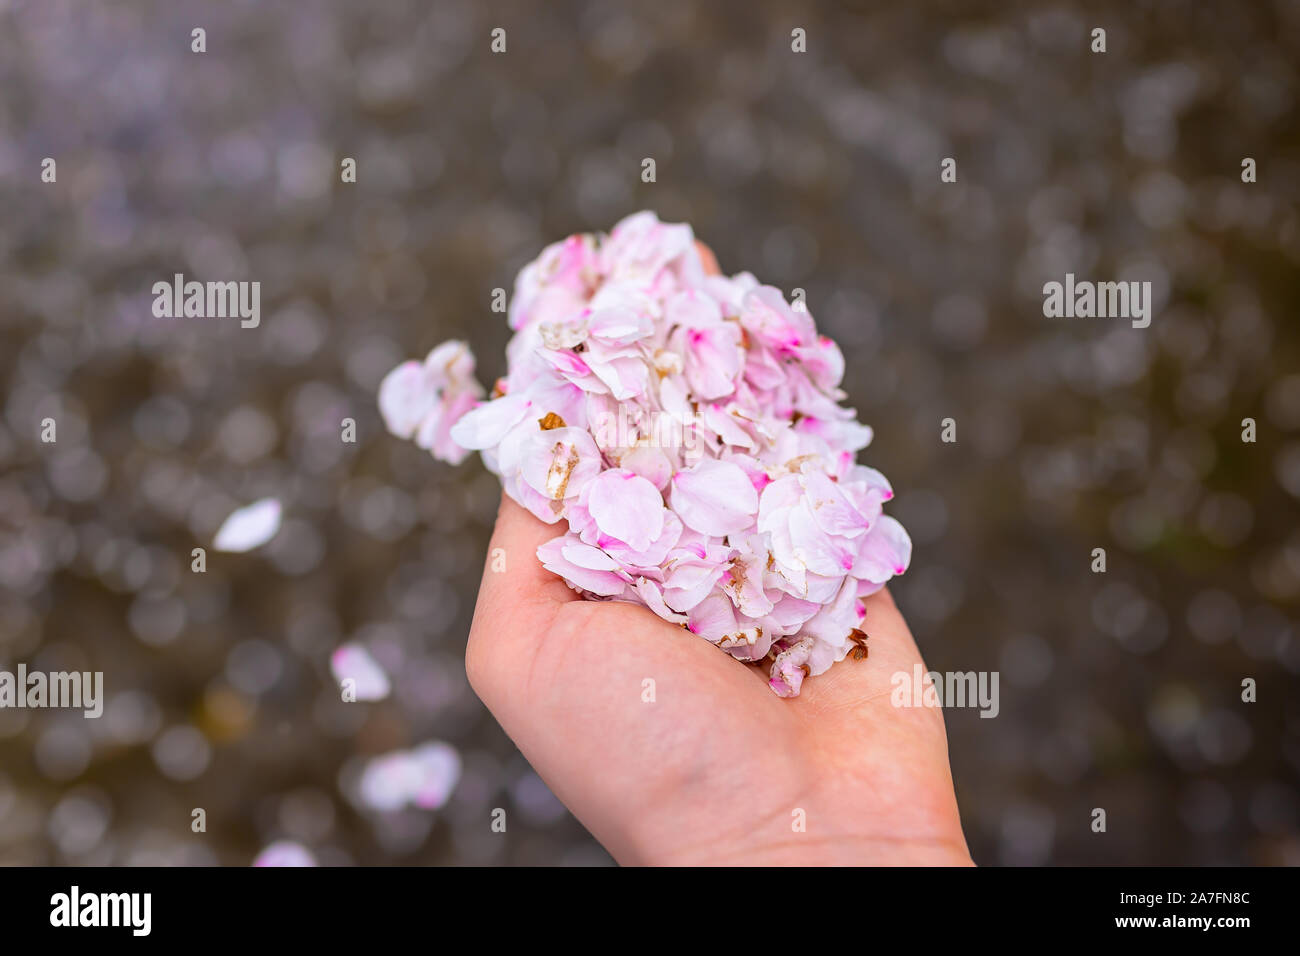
[464,242,973,866]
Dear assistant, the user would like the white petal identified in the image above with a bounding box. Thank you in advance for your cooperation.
[330,644,391,701]
[213,498,282,552]
[449,393,532,450]
[358,741,462,812]
[377,361,435,438]
[253,841,317,867]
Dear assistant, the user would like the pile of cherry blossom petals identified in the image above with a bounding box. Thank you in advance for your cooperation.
[379,212,911,696]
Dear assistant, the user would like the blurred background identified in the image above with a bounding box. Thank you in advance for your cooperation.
[1,0,1298,865]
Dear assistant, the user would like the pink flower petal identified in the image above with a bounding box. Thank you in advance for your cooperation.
[519,426,602,501]
[586,469,665,552]
[851,515,912,582]
[671,459,758,536]
[800,469,870,538]
[330,643,390,701]
[537,535,629,596]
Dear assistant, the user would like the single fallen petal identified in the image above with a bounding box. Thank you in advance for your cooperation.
[213,498,282,552]
[330,643,391,701]
[253,841,317,867]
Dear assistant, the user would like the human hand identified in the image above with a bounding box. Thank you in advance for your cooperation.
[464,243,972,866]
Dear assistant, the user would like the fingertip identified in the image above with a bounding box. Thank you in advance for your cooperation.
[695,240,721,276]
[490,490,556,551]
[481,490,577,605]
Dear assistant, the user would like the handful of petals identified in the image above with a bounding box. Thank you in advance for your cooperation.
[380,212,911,696]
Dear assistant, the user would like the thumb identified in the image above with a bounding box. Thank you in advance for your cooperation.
[467,492,577,666]
[695,239,721,276]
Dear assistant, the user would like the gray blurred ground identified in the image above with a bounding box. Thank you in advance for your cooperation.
[0,0,1298,865]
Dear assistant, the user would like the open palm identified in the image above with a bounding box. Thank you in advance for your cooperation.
[466,494,972,866]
